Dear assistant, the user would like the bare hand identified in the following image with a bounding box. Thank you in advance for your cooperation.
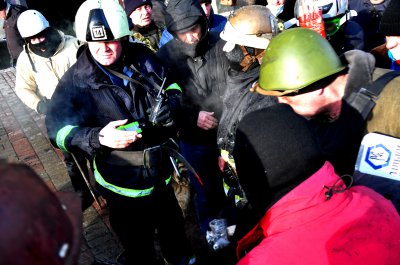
[218,156,226,172]
[99,119,142,148]
[0,9,6,20]
[197,111,218,130]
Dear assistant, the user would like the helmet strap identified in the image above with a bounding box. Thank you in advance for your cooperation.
[239,46,265,72]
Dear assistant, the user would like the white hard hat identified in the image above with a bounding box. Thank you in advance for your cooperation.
[17,10,50,38]
[75,0,131,42]
[318,0,348,18]
[220,5,278,52]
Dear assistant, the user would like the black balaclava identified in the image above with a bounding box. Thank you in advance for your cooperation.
[224,45,260,72]
[233,103,325,214]
[28,27,62,58]
[224,44,246,71]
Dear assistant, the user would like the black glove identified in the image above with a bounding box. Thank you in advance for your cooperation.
[166,90,181,119]
[149,89,181,127]
[36,98,49,115]
[151,99,173,127]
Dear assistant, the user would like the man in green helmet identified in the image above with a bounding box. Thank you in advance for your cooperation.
[250,27,400,211]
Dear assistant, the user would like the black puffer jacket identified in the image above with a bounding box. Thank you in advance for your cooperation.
[157,0,229,144]
[45,43,178,193]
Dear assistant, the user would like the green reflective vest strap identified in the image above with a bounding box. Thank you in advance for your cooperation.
[165,175,172,185]
[93,157,172,198]
[165,83,182,92]
[56,125,78,153]
[223,176,243,206]
[223,180,230,196]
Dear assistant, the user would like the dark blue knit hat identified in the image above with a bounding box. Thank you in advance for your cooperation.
[124,0,152,15]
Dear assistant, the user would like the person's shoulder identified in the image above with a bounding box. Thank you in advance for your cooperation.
[125,42,161,66]
[210,13,227,32]
[208,31,223,45]
[154,21,166,31]
[156,39,179,57]
[127,42,155,57]
[63,34,81,49]
[15,48,32,70]
[212,13,227,23]
[64,34,79,43]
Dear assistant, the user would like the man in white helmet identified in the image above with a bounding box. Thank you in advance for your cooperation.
[14,9,93,209]
[45,0,192,264]
[15,9,79,114]
[217,5,279,239]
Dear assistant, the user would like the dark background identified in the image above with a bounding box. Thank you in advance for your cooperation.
[0,40,11,70]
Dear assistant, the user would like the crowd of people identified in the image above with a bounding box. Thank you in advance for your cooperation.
[1,0,400,264]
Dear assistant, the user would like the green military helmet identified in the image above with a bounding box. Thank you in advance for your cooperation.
[252,28,345,96]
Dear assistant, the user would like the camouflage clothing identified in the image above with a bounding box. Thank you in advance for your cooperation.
[132,21,164,53]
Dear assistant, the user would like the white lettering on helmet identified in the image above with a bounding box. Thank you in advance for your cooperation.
[90,25,108,40]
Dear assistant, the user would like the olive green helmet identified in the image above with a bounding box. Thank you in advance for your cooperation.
[252,28,345,96]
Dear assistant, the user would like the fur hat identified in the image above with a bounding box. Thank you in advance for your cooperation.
[124,0,152,16]
[380,0,400,36]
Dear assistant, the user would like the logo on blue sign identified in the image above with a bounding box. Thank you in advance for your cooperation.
[365,144,391,170]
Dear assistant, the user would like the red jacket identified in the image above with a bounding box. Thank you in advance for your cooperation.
[237,162,400,265]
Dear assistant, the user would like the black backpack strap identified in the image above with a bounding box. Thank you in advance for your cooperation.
[367,70,400,96]
[346,70,400,120]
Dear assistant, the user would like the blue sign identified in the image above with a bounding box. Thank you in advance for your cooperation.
[365,144,391,170]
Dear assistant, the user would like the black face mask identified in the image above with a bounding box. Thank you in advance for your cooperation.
[224,44,245,71]
[28,27,62,58]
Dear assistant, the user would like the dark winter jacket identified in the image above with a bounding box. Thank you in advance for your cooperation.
[217,63,277,156]
[45,43,178,197]
[311,50,400,175]
[349,0,389,51]
[156,0,229,144]
[3,4,27,61]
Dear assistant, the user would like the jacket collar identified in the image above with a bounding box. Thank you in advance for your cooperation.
[259,161,349,234]
[72,46,112,90]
